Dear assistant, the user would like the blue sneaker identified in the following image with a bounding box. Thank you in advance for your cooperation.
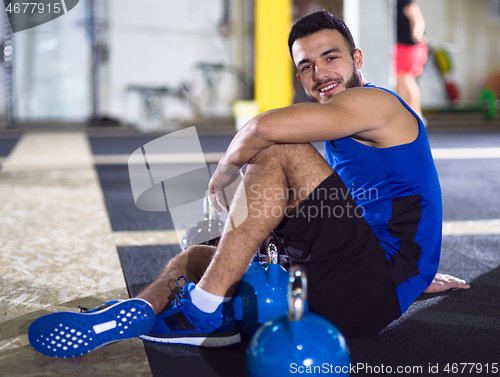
[28,298,155,358]
[140,277,240,347]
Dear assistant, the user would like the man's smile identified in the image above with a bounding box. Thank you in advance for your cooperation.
[314,80,341,99]
[318,82,339,92]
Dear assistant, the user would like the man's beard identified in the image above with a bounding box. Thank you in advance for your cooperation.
[305,61,363,103]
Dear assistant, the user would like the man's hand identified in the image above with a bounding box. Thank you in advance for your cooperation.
[209,163,243,213]
[424,273,470,293]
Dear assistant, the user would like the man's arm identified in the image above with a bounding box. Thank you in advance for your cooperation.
[220,87,413,169]
[402,2,426,44]
[209,87,416,210]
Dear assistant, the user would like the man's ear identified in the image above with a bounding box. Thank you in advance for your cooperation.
[296,73,301,81]
[353,48,364,70]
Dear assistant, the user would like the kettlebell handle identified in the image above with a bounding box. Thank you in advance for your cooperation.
[258,232,281,264]
[288,266,307,321]
[267,235,279,265]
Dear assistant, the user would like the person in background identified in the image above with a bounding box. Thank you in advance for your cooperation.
[395,0,428,121]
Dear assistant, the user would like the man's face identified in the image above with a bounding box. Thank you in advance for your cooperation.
[292,29,363,103]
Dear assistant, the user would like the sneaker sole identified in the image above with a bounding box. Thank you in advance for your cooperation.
[140,332,241,348]
[28,299,155,358]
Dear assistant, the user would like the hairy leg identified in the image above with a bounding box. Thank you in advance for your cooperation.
[138,143,333,312]
[397,73,422,116]
[198,143,333,297]
[137,245,216,314]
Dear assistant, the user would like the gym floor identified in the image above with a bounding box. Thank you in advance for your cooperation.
[1,113,499,376]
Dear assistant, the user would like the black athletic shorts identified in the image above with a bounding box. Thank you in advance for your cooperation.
[275,172,401,337]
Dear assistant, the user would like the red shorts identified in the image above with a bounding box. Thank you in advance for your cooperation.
[394,43,428,76]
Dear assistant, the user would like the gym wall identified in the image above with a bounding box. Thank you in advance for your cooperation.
[418,0,500,108]
[2,0,500,123]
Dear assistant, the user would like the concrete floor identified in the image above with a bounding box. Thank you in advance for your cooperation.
[0,130,151,377]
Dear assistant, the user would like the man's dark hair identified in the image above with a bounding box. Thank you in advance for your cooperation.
[288,10,357,63]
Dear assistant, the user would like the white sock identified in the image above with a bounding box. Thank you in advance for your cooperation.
[190,285,230,313]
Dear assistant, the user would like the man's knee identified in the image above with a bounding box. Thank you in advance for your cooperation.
[250,143,319,165]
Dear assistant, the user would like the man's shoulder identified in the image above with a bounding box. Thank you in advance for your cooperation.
[332,84,418,148]
[340,84,401,107]
[362,82,394,95]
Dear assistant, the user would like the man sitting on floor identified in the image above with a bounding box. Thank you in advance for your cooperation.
[29,10,469,358]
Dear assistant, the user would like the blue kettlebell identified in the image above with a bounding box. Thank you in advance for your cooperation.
[233,233,289,339]
[247,267,351,376]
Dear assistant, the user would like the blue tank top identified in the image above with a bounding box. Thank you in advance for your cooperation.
[324,83,442,314]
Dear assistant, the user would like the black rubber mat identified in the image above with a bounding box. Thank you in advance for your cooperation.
[95,164,176,231]
[436,158,500,221]
[117,245,181,297]
[143,339,249,377]
[89,135,323,155]
[0,137,19,157]
[428,130,500,148]
[89,135,234,155]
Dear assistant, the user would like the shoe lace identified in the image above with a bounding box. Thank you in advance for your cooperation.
[78,301,116,313]
[170,276,189,309]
